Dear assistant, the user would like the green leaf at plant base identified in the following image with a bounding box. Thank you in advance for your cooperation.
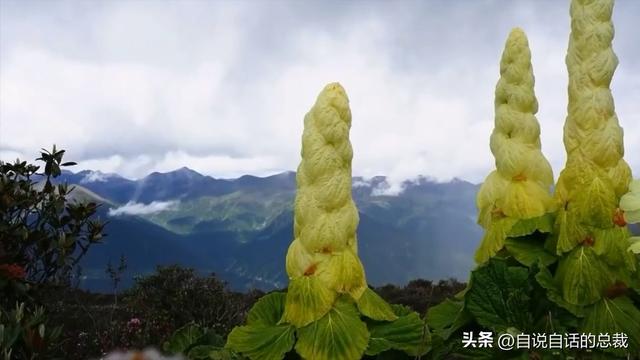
[505,236,556,267]
[593,227,636,273]
[426,298,472,341]
[209,350,245,360]
[226,325,294,360]
[356,288,397,321]
[535,266,585,317]
[163,323,205,354]
[465,258,533,332]
[507,213,554,237]
[188,345,241,360]
[553,206,586,255]
[474,217,517,264]
[295,297,369,360]
[365,304,427,356]
[188,345,219,359]
[555,246,613,306]
[247,291,287,326]
[581,296,640,354]
[283,275,336,327]
[226,292,295,360]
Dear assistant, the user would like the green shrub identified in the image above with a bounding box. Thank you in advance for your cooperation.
[1,146,106,359]
[125,266,253,340]
[0,145,105,287]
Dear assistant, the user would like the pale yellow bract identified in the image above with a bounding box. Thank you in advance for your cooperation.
[550,0,638,307]
[552,0,632,256]
[474,28,554,263]
[283,83,367,327]
[555,0,631,209]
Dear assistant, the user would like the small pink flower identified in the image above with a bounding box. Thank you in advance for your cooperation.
[127,317,142,330]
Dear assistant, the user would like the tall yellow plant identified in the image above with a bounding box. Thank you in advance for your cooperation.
[475,28,555,264]
[226,83,425,360]
[283,82,368,327]
[428,1,640,357]
[552,0,637,307]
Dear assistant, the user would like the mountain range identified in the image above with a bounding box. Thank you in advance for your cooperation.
[57,168,483,292]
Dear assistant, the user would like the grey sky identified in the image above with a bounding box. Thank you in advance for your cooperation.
[1,0,638,190]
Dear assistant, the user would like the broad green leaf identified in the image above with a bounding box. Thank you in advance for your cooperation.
[573,174,616,228]
[295,298,369,360]
[226,324,295,360]
[581,297,640,354]
[226,292,295,360]
[283,275,336,327]
[388,304,415,317]
[505,236,556,267]
[555,246,612,306]
[593,227,636,272]
[365,304,427,356]
[465,258,533,332]
[163,323,205,354]
[629,237,640,254]
[554,207,586,255]
[426,298,472,340]
[197,330,225,347]
[507,213,554,237]
[247,292,286,326]
[474,217,517,264]
[206,349,244,360]
[356,287,397,321]
[535,266,585,317]
[188,345,223,359]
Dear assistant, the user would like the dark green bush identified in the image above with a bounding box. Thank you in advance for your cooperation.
[124,265,259,340]
[1,146,106,359]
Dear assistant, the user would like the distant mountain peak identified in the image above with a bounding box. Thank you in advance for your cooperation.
[238,174,259,180]
[147,167,204,179]
[176,166,196,172]
[268,170,295,177]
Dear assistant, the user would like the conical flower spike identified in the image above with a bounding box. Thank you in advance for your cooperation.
[475,28,554,263]
[226,83,418,360]
[553,0,636,307]
[283,83,367,327]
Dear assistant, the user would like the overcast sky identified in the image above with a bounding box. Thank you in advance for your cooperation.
[1,0,638,188]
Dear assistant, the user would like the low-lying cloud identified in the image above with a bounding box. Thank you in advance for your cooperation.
[108,200,178,217]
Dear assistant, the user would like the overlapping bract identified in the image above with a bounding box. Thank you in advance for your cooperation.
[552,0,637,307]
[429,1,640,358]
[227,84,424,360]
[475,28,555,263]
[283,83,368,327]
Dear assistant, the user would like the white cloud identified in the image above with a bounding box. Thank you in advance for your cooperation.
[1,1,638,184]
[80,170,113,183]
[352,179,371,188]
[371,181,404,197]
[108,200,178,217]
